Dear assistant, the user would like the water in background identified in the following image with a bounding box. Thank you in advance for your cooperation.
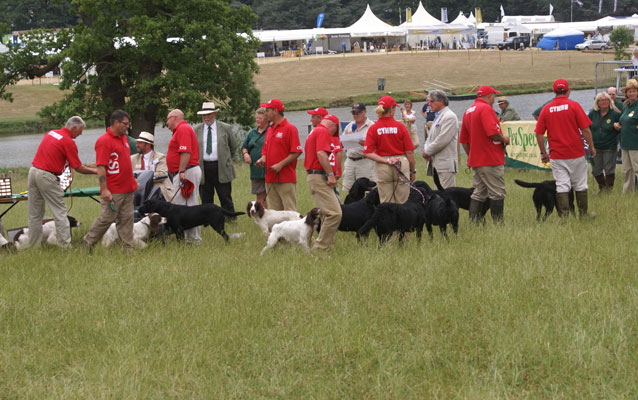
[0,89,596,168]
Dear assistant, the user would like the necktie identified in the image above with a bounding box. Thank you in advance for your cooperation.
[140,155,145,170]
[206,125,212,154]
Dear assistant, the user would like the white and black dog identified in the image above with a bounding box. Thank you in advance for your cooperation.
[246,200,302,236]
[14,216,80,250]
[260,208,321,255]
[101,213,167,248]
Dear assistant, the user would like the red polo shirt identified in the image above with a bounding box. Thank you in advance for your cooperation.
[304,125,333,171]
[459,98,505,167]
[95,128,137,193]
[363,116,414,156]
[166,121,200,172]
[32,127,83,175]
[330,135,343,177]
[261,118,302,183]
[534,96,591,159]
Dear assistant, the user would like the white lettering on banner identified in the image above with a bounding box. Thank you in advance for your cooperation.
[179,145,187,151]
[47,131,63,140]
[549,104,569,113]
[376,127,398,135]
[107,152,120,174]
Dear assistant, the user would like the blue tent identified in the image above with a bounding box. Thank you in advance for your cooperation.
[537,27,584,50]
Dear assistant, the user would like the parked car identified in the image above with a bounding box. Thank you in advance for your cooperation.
[497,36,529,50]
[575,39,609,50]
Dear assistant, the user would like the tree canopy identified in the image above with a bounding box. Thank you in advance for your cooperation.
[0,0,260,134]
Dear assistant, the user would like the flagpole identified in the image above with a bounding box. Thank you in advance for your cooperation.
[570,0,573,22]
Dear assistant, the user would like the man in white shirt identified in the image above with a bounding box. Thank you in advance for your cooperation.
[130,131,174,201]
[194,102,237,212]
[341,102,375,191]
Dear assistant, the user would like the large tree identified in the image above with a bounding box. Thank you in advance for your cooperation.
[0,0,261,134]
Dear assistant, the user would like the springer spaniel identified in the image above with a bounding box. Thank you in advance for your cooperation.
[101,213,167,248]
[260,208,321,255]
[246,200,302,236]
[14,216,80,250]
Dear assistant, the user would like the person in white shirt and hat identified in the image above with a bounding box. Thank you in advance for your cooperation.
[130,131,174,201]
[193,101,238,213]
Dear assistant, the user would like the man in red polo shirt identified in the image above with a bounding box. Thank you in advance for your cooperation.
[83,110,138,248]
[308,107,343,190]
[535,79,595,218]
[307,107,328,128]
[255,99,302,211]
[27,116,97,249]
[459,86,510,223]
[166,108,202,244]
[305,115,343,251]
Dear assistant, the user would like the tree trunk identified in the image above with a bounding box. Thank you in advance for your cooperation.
[129,60,164,137]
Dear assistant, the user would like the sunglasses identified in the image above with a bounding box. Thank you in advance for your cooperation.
[351,110,362,115]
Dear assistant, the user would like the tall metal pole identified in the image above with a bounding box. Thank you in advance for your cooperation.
[571,1,573,22]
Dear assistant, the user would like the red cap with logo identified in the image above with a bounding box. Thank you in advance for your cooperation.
[307,107,328,117]
[553,79,569,92]
[180,179,195,199]
[322,114,340,133]
[378,95,397,108]
[476,86,500,97]
[259,99,284,112]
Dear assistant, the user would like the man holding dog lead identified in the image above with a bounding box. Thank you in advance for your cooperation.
[305,115,343,251]
[535,79,595,219]
[459,86,510,223]
[165,109,202,245]
[83,110,138,249]
[28,116,97,249]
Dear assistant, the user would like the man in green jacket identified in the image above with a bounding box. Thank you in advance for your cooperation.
[194,102,237,213]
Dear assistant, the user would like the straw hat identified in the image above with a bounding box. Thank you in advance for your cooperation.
[134,131,154,145]
[197,102,220,115]
[621,79,638,94]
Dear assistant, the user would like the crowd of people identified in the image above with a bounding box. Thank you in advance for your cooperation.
[15,76,638,252]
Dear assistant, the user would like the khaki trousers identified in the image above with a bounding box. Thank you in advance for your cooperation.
[307,174,342,251]
[342,157,376,191]
[265,182,296,211]
[622,150,638,193]
[27,167,71,248]
[83,192,135,247]
[374,156,410,204]
[471,165,506,201]
[171,166,202,244]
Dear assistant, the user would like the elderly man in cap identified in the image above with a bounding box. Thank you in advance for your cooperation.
[131,131,174,200]
[536,79,596,218]
[165,108,202,244]
[341,102,375,192]
[496,96,520,122]
[459,86,510,223]
[194,102,237,213]
[305,114,343,251]
[255,99,302,211]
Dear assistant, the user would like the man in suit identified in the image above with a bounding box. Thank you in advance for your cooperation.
[130,131,174,201]
[193,102,237,212]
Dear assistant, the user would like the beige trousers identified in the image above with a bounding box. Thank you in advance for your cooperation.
[171,166,202,244]
[374,156,410,204]
[342,157,376,191]
[27,167,71,248]
[622,150,638,193]
[83,192,135,247]
[307,174,342,251]
[266,182,297,211]
[471,165,506,201]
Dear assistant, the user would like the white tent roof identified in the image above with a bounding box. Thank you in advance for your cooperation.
[402,2,444,26]
[501,15,555,24]
[544,27,584,37]
[451,11,470,26]
[468,12,476,24]
[347,4,405,37]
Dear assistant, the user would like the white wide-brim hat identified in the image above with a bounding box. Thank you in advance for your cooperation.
[134,131,154,145]
[197,101,221,115]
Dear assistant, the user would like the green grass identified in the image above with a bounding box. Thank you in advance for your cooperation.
[1,159,638,398]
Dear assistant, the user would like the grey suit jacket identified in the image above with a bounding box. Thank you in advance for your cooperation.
[194,120,237,184]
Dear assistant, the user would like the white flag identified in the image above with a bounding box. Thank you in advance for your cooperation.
[572,0,583,7]
[614,0,618,12]
[599,0,603,13]
[500,4,505,17]
[549,3,554,15]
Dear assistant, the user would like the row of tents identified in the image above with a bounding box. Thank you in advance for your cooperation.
[254,2,638,54]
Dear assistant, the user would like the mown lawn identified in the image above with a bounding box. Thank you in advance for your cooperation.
[1,158,637,398]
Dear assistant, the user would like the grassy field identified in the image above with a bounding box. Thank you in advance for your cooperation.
[2,158,638,398]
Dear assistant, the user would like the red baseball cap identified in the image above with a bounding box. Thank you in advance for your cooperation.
[180,179,194,199]
[476,86,500,97]
[259,99,284,112]
[307,107,328,117]
[553,79,569,92]
[322,114,340,133]
[378,95,397,108]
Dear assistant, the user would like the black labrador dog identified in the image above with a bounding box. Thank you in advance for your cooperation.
[339,187,380,233]
[423,192,459,239]
[344,177,377,204]
[514,179,575,221]
[356,200,427,246]
[432,172,489,215]
[139,199,244,242]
